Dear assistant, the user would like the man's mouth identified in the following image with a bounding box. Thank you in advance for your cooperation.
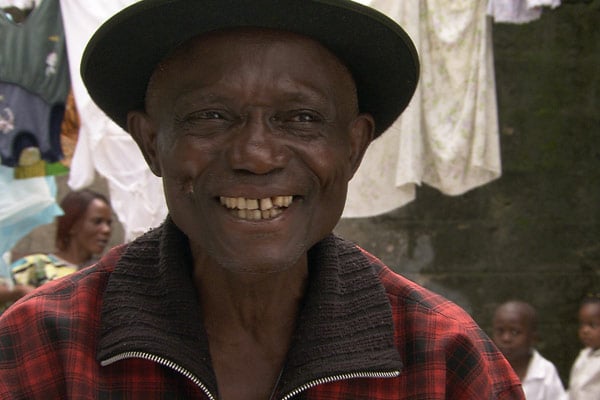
[220,195,293,220]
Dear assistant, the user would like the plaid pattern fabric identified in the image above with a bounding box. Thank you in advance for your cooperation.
[0,226,523,399]
[305,250,524,399]
[0,246,208,399]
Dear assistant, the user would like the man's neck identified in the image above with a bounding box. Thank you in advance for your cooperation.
[193,261,308,400]
[194,259,308,334]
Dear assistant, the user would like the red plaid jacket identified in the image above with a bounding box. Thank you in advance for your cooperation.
[0,220,524,399]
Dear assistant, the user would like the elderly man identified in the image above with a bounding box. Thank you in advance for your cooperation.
[0,0,524,399]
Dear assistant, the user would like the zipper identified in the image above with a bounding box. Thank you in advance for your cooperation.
[100,351,217,400]
[279,370,400,400]
[102,352,399,400]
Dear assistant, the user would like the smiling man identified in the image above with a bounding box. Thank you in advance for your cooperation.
[0,1,524,399]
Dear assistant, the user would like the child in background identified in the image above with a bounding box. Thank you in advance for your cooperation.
[567,294,600,399]
[492,300,566,400]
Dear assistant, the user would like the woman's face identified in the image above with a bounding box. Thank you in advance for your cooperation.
[69,199,113,258]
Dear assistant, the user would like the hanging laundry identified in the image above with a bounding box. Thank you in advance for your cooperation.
[0,0,70,175]
[0,0,40,11]
[54,89,79,170]
[0,81,65,176]
[0,164,63,281]
[487,0,561,24]
[60,0,167,241]
[344,0,501,218]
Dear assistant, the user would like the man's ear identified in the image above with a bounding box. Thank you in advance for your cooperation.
[348,113,375,178]
[127,110,162,177]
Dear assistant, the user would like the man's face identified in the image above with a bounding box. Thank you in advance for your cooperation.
[129,29,374,274]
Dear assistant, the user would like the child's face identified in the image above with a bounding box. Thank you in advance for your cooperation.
[578,302,600,350]
[492,306,535,363]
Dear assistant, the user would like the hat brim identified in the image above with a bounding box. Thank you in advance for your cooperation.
[81,0,419,138]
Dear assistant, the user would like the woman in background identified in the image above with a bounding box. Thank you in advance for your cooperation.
[10,188,113,288]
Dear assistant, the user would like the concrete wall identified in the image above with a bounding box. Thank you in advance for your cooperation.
[336,1,600,384]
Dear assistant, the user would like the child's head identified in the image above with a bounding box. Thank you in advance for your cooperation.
[578,293,600,350]
[492,300,537,364]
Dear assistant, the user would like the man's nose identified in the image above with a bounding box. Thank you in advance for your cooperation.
[226,117,290,174]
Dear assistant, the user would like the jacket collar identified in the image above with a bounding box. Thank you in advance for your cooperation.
[98,217,402,396]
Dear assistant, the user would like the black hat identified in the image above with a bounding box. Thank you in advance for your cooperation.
[81,0,419,138]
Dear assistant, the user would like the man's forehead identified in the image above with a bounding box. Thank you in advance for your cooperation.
[146,27,359,114]
[149,28,356,91]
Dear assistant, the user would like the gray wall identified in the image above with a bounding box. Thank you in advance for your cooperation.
[336,1,600,385]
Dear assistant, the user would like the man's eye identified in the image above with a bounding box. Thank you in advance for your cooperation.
[197,111,224,119]
[175,110,230,129]
[290,112,321,123]
[182,110,226,121]
[292,113,315,122]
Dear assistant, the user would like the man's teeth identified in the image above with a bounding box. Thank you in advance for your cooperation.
[219,196,293,220]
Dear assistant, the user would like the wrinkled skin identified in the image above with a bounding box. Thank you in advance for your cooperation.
[128,29,374,276]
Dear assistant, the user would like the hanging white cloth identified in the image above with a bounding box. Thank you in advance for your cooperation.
[0,0,42,8]
[344,0,501,217]
[487,0,561,24]
[60,0,167,241]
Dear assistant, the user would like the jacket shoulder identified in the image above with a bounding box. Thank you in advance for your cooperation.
[344,241,525,399]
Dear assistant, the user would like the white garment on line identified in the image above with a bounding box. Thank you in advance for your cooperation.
[487,0,561,24]
[344,0,501,218]
[60,0,167,241]
[0,0,42,8]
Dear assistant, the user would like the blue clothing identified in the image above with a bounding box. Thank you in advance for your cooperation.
[0,81,64,166]
[0,165,62,275]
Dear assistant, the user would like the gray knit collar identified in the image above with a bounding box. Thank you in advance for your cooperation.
[98,217,402,397]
